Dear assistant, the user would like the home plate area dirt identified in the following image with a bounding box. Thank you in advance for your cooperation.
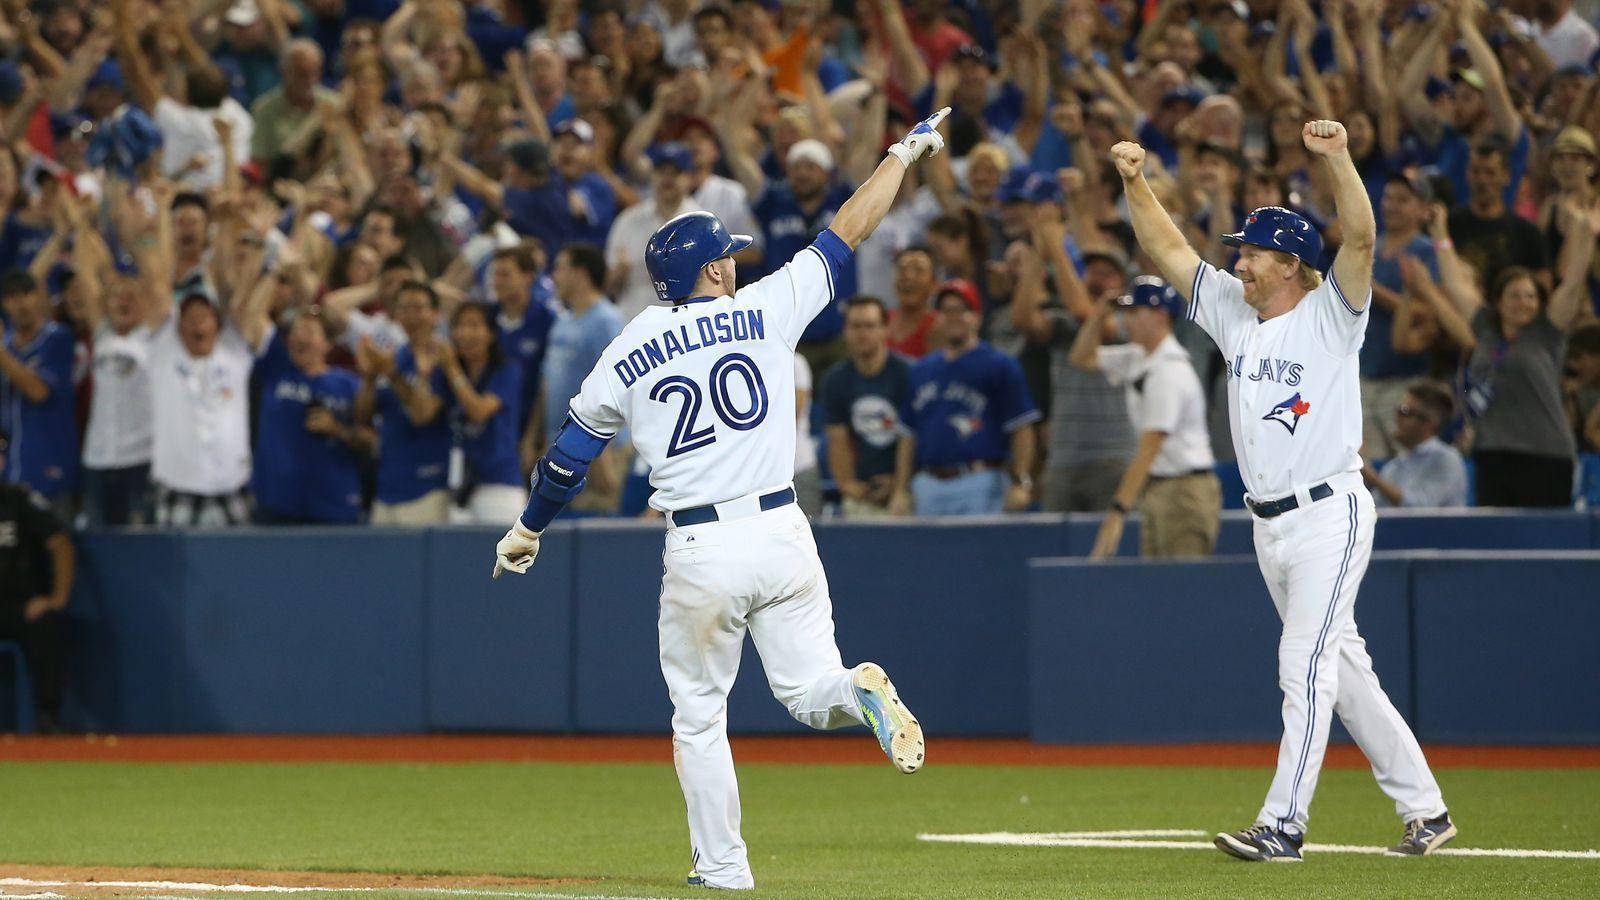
[0,864,593,895]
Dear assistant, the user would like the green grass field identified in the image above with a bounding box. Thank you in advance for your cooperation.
[3,760,1598,898]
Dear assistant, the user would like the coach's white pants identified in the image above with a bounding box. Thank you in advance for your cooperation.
[1252,476,1446,836]
[658,501,864,890]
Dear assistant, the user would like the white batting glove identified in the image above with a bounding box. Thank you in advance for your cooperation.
[886,107,951,167]
[492,520,541,579]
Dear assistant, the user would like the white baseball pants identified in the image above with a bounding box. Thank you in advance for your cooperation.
[1251,475,1446,836]
[658,500,865,890]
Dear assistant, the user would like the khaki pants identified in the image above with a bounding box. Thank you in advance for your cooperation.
[841,497,893,519]
[1360,377,1413,459]
[1140,472,1221,558]
[371,489,451,525]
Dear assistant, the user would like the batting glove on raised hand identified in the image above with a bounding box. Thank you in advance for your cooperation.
[887,106,950,167]
[492,520,541,579]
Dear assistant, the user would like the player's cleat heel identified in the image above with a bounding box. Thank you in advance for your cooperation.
[1386,812,1457,856]
[853,662,924,774]
[687,870,704,886]
[1214,825,1303,862]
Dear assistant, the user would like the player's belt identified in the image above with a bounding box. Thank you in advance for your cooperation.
[670,487,797,527]
[1246,482,1334,519]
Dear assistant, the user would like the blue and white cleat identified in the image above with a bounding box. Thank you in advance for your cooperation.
[1387,812,1457,856]
[1214,825,1304,862]
[853,662,924,774]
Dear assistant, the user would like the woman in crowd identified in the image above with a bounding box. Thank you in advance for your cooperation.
[1457,202,1600,506]
[441,300,524,523]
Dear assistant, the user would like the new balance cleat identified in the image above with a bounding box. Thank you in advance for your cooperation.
[1214,825,1304,862]
[853,662,924,773]
[1387,812,1457,856]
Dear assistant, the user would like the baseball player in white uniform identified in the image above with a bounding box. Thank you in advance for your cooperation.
[492,109,953,890]
[1111,121,1456,861]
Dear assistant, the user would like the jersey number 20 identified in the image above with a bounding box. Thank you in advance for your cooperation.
[650,352,770,457]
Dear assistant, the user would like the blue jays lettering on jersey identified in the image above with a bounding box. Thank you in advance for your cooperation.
[1,321,78,497]
[374,345,452,504]
[753,181,856,343]
[453,358,524,488]
[251,332,363,522]
[497,296,557,437]
[903,343,1039,468]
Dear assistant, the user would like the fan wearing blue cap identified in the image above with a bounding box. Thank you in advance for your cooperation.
[1066,275,1218,561]
[1112,121,1458,864]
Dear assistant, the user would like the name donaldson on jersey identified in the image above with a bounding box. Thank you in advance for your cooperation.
[612,309,767,387]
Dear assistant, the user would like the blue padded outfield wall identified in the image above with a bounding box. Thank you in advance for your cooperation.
[60,512,1600,742]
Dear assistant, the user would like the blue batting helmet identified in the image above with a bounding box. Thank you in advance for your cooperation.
[644,211,754,302]
[1221,206,1323,266]
[1116,275,1183,318]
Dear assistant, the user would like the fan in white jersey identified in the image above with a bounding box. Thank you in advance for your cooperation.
[1110,121,1457,861]
[491,108,953,890]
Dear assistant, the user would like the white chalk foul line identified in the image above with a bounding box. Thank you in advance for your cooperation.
[0,880,676,898]
[916,830,1600,860]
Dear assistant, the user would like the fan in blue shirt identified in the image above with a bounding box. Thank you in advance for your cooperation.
[901,286,1040,516]
[0,272,78,504]
[356,280,454,516]
[751,140,856,345]
[251,314,366,524]
[487,246,557,441]
[441,302,524,515]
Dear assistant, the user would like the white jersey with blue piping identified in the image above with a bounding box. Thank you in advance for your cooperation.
[566,230,851,512]
[1186,261,1370,500]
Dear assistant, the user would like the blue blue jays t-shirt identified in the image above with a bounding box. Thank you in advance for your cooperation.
[0,321,78,497]
[1362,236,1439,379]
[374,346,452,505]
[753,180,856,343]
[453,358,524,488]
[903,342,1040,468]
[821,354,912,482]
[504,178,581,259]
[497,297,558,438]
[251,333,363,523]
[570,171,618,247]
[540,300,626,442]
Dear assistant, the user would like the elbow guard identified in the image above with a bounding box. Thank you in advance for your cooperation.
[533,445,590,505]
[520,415,611,531]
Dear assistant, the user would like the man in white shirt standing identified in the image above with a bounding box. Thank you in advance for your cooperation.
[81,260,161,526]
[1112,121,1456,861]
[1073,276,1220,559]
[605,143,698,320]
[149,292,263,526]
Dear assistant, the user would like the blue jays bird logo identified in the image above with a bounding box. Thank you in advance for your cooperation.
[949,414,983,439]
[1263,392,1311,434]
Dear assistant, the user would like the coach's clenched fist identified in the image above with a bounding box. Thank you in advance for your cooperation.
[1109,142,1145,179]
[1302,119,1347,156]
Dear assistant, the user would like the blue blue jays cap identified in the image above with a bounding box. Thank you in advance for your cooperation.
[1160,85,1207,109]
[647,141,695,171]
[1221,206,1323,266]
[999,167,1062,205]
[1116,275,1182,317]
[87,59,125,92]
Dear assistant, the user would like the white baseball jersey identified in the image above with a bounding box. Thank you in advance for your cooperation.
[1096,333,1214,477]
[565,234,847,511]
[1186,262,1367,499]
[1188,259,1446,837]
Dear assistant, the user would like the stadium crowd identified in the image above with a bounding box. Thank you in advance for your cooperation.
[0,0,1598,538]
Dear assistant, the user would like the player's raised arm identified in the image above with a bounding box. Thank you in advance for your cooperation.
[827,108,951,250]
[1306,119,1376,310]
[1109,142,1202,299]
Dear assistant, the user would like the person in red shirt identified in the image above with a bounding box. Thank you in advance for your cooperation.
[886,246,939,358]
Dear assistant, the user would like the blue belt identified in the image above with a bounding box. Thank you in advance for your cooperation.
[671,487,796,527]
[1246,482,1333,519]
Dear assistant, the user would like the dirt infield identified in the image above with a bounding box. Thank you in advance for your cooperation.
[0,863,591,895]
[2,734,1596,768]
